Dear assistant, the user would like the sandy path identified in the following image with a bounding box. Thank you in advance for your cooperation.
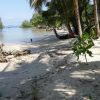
[0,36,100,100]
[0,35,68,100]
[35,38,100,100]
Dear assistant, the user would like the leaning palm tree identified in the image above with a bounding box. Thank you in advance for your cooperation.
[94,0,100,37]
[49,0,75,35]
[30,0,75,39]
[30,0,84,38]
[73,0,82,36]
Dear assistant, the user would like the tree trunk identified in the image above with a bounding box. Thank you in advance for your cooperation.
[94,0,100,37]
[53,28,75,40]
[74,0,82,36]
[67,22,75,36]
[59,0,74,35]
[97,0,100,21]
[71,16,79,35]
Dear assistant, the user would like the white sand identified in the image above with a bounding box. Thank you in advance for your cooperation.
[0,36,100,100]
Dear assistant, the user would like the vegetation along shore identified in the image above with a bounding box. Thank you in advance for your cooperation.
[0,0,100,100]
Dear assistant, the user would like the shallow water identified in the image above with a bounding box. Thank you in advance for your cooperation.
[0,27,53,44]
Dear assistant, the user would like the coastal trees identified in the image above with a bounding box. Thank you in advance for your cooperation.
[30,0,76,39]
[29,0,99,63]
[0,18,3,29]
[29,0,100,38]
[72,0,94,63]
[30,13,47,28]
[51,0,75,36]
[21,20,32,28]
[29,0,84,35]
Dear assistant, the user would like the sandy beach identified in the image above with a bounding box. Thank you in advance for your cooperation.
[0,35,100,100]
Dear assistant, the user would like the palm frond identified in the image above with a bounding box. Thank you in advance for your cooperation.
[29,0,47,11]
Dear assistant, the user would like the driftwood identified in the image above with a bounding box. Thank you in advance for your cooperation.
[0,49,31,63]
[0,54,8,62]
[0,43,8,62]
[13,50,31,57]
[2,52,12,56]
[0,57,8,62]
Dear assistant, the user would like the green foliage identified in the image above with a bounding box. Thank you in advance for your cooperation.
[30,12,62,28]
[21,20,32,28]
[55,18,62,28]
[72,32,94,63]
[0,18,3,29]
[89,26,97,39]
[42,9,63,27]
[29,0,100,38]
[30,13,46,27]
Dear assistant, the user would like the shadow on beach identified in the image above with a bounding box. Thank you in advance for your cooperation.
[0,36,100,100]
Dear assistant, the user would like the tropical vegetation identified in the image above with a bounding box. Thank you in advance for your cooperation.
[29,0,100,62]
[0,18,3,29]
[30,0,100,37]
[30,13,45,27]
[21,20,32,28]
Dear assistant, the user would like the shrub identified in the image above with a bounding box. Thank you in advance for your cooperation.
[0,18,3,29]
[21,20,32,28]
[72,32,94,63]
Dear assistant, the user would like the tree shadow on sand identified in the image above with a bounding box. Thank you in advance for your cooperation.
[37,58,100,100]
[0,37,100,100]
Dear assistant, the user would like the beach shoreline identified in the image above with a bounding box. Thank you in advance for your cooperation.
[0,36,100,100]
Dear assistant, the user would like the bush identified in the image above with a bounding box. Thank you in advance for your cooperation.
[72,32,94,63]
[21,20,32,28]
[30,13,46,27]
[0,18,3,29]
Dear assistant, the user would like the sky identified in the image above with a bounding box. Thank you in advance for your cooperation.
[0,0,93,26]
[0,0,34,26]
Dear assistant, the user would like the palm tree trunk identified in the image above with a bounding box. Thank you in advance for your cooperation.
[67,22,74,34]
[73,0,82,36]
[59,0,74,35]
[53,28,75,40]
[97,0,100,20]
[94,0,100,37]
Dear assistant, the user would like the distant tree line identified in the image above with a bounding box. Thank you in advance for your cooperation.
[21,20,32,28]
[0,18,3,29]
[21,13,50,29]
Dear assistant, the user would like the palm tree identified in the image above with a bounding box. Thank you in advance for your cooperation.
[50,0,74,34]
[30,0,75,39]
[30,0,47,11]
[73,0,82,36]
[30,0,85,37]
[94,0,100,37]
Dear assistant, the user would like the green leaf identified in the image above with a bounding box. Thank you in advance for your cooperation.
[72,32,94,63]
[87,50,93,57]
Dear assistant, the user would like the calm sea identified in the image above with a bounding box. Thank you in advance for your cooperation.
[0,27,53,44]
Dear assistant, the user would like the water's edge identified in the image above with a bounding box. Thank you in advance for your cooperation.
[0,28,53,44]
